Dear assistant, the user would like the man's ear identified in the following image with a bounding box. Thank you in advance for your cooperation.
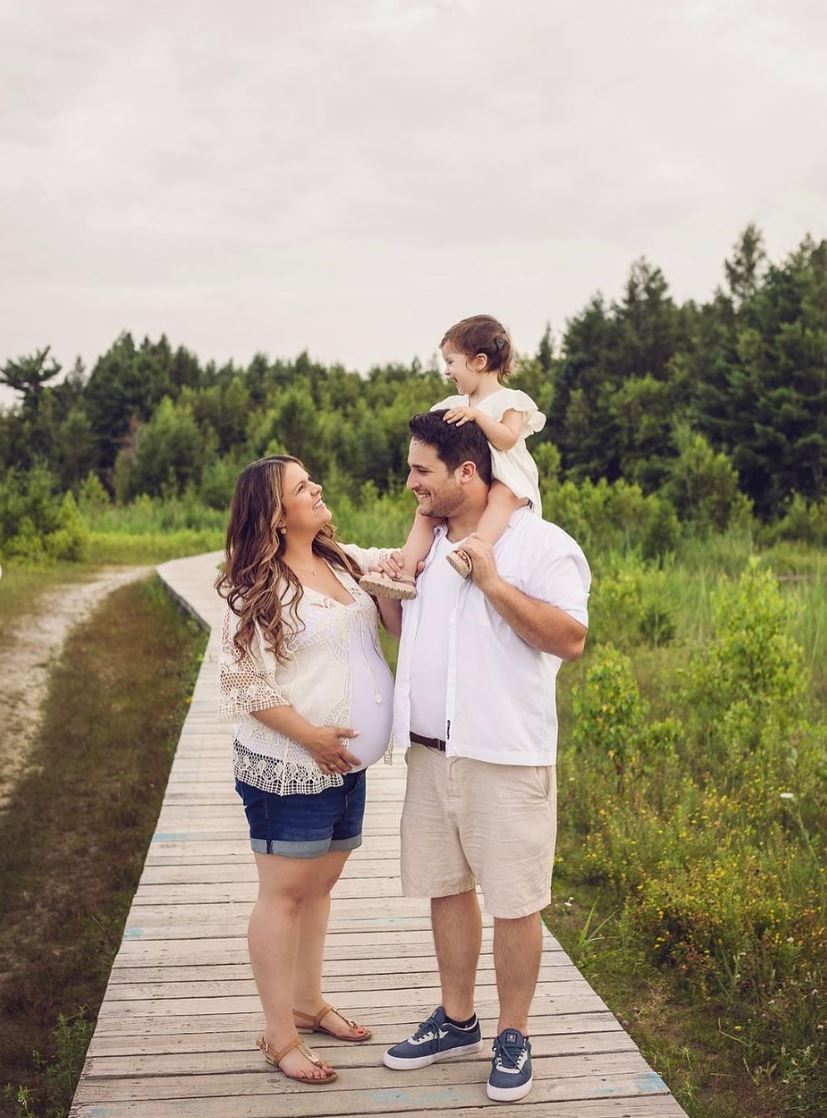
[457,460,478,485]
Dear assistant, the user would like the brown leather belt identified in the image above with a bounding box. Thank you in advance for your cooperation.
[410,731,446,752]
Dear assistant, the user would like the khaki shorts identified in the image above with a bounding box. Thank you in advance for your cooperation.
[400,745,557,919]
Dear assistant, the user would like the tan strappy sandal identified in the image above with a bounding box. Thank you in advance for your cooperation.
[255,1036,338,1083]
[293,1002,373,1042]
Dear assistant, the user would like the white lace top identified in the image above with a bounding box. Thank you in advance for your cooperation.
[218,545,394,796]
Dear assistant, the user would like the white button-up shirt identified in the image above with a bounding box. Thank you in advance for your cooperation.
[393,509,590,766]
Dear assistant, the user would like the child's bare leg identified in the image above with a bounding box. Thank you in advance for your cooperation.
[475,482,527,545]
[447,482,527,577]
[396,509,439,579]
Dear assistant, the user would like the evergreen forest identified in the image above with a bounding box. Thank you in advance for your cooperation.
[0,225,825,563]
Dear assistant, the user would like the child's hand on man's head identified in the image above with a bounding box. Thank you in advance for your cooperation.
[443,406,478,426]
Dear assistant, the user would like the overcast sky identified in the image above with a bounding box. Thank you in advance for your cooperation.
[1,0,825,398]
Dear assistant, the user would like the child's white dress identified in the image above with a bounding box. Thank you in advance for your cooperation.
[431,388,546,515]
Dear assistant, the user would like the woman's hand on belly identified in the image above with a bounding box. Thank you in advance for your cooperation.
[303,725,362,775]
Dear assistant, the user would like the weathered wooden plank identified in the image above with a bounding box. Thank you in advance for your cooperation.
[90,996,611,1037]
[109,953,570,982]
[138,860,415,884]
[84,1030,636,1078]
[96,978,596,1019]
[104,963,580,1001]
[85,1012,623,1057]
[72,1097,685,1118]
[70,1069,671,1117]
[120,917,439,940]
[124,899,432,926]
[74,1050,658,1101]
[114,930,450,961]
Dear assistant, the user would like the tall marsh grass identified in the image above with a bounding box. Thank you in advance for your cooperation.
[555,559,826,1117]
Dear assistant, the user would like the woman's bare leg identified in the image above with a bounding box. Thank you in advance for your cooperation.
[291,850,369,1038]
[249,852,335,1079]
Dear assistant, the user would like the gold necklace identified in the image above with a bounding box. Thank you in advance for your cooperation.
[287,560,320,576]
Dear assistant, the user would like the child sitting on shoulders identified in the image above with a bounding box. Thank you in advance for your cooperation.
[360,314,545,600]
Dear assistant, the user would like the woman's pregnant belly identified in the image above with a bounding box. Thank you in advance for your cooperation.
[347,628,394,769]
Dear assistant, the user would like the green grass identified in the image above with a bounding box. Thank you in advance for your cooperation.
[0,577,206,1118]
[548,553,826,1118]
[86,529,223,563]
[545,884,765,1118]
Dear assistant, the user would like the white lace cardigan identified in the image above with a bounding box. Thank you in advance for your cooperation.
[218,544,392,795]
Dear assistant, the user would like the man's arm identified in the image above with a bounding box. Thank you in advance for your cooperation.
[460,536,587,660]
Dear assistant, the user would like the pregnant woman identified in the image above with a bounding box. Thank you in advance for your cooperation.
[217,455,395,1085]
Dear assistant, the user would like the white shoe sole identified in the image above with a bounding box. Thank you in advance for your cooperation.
[486,1074,533,1102]
[383,1039,483,1070]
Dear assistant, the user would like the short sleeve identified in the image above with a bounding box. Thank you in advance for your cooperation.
[528,547,590,627]
[491,389,546,435]
[218,607,290,722]
[430,394,466,412]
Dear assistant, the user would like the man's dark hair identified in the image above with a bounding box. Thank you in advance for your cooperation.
[408,410,492,485]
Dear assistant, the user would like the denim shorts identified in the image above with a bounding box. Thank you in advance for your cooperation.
[235,770,366,858]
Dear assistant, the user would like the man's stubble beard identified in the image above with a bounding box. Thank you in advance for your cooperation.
[421,486,465,520]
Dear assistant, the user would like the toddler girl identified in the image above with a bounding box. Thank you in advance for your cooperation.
[360,314,545,599]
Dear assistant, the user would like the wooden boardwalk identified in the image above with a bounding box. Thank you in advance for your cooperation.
[70,553,688,1118]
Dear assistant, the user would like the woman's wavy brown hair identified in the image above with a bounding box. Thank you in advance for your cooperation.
[215,455,362,664]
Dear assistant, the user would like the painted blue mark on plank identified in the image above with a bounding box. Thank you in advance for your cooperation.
[594,1071,669,1097]
[637,1070,669,1093]
[364,1087,462,1105]
[151,833,188,842]
[124,928,143,938]
[594,1081,620,1097]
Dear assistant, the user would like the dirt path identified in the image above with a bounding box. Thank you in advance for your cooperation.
[0,566,151,811]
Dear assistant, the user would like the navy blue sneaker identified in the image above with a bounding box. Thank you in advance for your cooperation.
[383,1006,483,1069]
[486,1028,533,1101]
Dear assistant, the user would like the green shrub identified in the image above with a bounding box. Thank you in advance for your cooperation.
[665,425,755,535]
[588,555,677,649]
[762,492,827,547]
[75,471,110,515]
[680,562,806,767]
[572,645,647,788]
[558,555,826,1111]
[0,469,88,563]
[543,475,681,559]
[8,1010,94,1118]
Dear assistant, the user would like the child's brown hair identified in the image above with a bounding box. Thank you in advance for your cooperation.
[440,314,513,380]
